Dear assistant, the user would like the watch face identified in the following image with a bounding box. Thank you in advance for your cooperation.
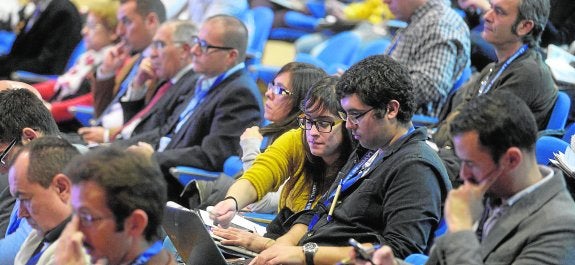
[304,242,318,252]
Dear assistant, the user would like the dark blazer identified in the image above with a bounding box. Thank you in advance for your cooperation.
[422,169,575,265]
[0,0,82,77]
[127,69,263,173]
[119,68,198,137]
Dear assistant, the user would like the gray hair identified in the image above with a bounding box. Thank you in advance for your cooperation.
[512,0,550,47]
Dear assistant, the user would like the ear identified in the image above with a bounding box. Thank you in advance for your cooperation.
[501,147,522,171]
[227,49,239,66]
[21,128,40,144]
[516,19,534,37]
[386,100,400,119]
[52,174,72,202]
[124,209,149,238]
[145,12,160,29]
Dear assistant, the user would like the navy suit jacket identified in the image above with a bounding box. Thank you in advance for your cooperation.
[0,0,82,76]
[126,69,263,173]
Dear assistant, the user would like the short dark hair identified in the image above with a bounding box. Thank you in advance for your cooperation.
[0,89,59,144]
[205,15,248,63]
[336,55,415,123]
[512,0,550,47]
[63,146,167,241]
[449,90,538,162]
[16,136,79,188]
[121,0,167,23]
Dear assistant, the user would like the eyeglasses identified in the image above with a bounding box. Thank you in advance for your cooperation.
[0,138,18,166]
[191,36,235,54]
[151,40,185,50]
[297,116,343,133]
[77,211,115,227]
[267,83,292,96]
[339,108,373,124]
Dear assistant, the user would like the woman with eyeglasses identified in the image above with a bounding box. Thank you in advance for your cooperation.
[190,62,327,213]
[209,76,355,253]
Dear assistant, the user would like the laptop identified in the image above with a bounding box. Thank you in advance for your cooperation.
[162,202,255,265]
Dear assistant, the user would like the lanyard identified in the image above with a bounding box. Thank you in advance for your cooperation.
[130,240,163,265]
[304,182,318,210]
[307,127,415,231]
[478,44,528,95]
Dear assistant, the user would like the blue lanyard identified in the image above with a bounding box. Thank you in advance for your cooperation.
[304,182,318,210]
[478,44,528,95]
[307,127,415,231]
[130,240,163,265]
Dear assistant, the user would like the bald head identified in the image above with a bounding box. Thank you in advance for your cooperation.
[0,80,42,99]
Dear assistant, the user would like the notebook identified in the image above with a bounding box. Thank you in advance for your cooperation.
[163,202,256,265]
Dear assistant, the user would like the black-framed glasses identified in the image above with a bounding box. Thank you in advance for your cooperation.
[0,138,17,166]
[297,117,343,133]
[191,36,235,54]
[77,211,115,227]
[267,83,292,96]
[339,108,373,124]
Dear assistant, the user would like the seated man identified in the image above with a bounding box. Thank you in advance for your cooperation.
[433,0,557,183]
[55,146,174,264]
[0,84,63,263]
[8,136,84,264]
[126,15,263,205]
[384,0,470,117]
[354,91,575,265]
[249,55,451,265]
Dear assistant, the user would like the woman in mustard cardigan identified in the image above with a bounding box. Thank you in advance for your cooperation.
[210,76,355,252]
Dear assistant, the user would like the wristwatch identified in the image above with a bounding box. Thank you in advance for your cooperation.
[302,242,318,265]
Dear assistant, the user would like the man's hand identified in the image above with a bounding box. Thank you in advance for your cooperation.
[351,245,398,265]
[127,142,155,160]
[249,245,305,265]
[445,175,497,232]
[78,127,107,144]
[133,57,156,89]
[55,216,87,265]
[100,42,129,76]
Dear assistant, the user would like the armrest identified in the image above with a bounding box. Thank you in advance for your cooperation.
[68,105,95,127]
[10,71,58,84]
[411,114,438,127]
[169,166,222,186]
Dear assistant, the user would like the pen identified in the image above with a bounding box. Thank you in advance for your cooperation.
[327,179,343,222]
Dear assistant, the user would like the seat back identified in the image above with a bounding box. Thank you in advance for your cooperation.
[246,7,274,65]
[546,91,571,130]
[536,136,569,165]
[350,38,391,65]
[404,254,429,265]
[65,40,86,71]
[313,31,361,67]
[451,64,472,94]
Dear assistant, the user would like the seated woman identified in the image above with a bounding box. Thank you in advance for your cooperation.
[189,62,327,211]
[33,1,118,131]
[209,76,355,253]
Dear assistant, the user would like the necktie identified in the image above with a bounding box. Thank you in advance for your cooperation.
[476,198,505,241]
[174,78,209,133]
[113,81,173,140]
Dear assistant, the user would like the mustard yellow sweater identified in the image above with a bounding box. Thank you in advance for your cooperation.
[239,128,317,212]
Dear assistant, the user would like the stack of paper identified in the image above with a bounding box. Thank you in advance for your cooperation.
[550,135,575,178]
[545,44,575,85]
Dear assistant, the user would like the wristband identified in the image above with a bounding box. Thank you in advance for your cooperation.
[224,196,239,212]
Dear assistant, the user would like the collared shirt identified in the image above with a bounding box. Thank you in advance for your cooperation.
[387,0,470,117]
